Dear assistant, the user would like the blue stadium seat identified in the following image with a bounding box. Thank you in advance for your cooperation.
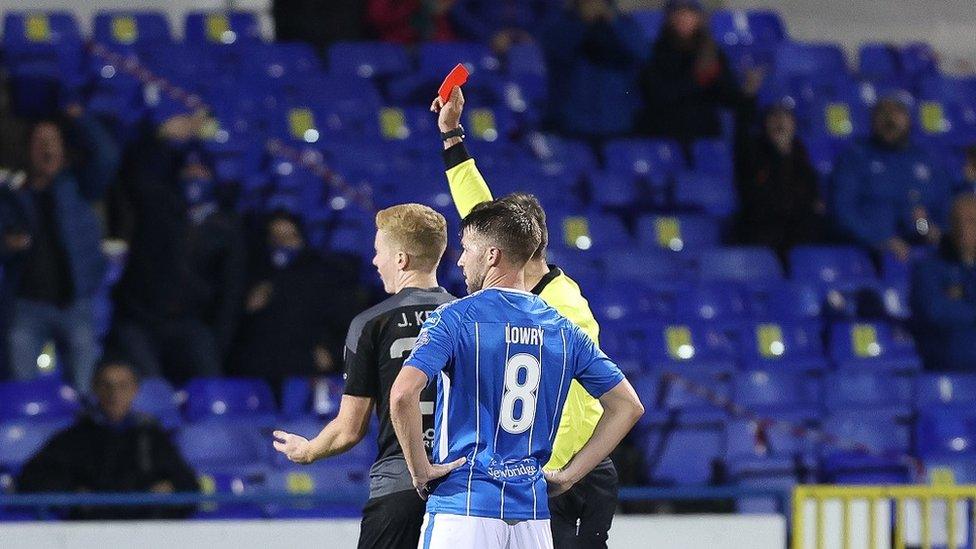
[279,377,344,420]
[0,418,72,471]
[589,171,637,210]
[645,321,739,372]
[507,42,546,76]
[418,42,499,78]
[747,281,822,319]
[696,247,783,282]
[603,138,686,181]
[328,41,410,78]
[674,282,748,321]
[788,246,876,286]
[823,371,914,413]
[858,43,902,83]
[636,215,721,252]
[733,370,820,414]
[183,378,276,424]
[184,11,261,46]
[194,469,267,519]
[598,319,655,375]
[773,42,848,82]
[133,377,181,430]
[828,322,921,371]
[240,42,322,83]
[803,135,841,179]
[734,474,797,514]
[820,410,912,484]
[92,11,171,52]
[900,42,939,82]
[710,10,756,48]
[552,213,631,253]
[747,10,787,45]
[0,379,80,420]
[587,284,670,324]
[673,172,738,218]
[644,426,723,485]
[915,409,976,458]
[691,139,734,177]
[801,96,871,140]
[630,10,664,44]
[600,249,684,283]
[2,11,85,116]
[916,374,976,409]
[3,11,81,51]
[737,320,828,372]
[176,422,270,472]
[632,366,730,424]
[264,463,369,518]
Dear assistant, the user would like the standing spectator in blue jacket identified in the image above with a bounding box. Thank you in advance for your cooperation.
[0,105,119,393]
[831,94,952,261]
[540,0,644,139]
[911,194,976,371]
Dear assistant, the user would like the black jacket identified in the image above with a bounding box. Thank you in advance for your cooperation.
[230,249,362,382]
[111,125,245,352]
[16,412,199,520]
[637,32,741,144]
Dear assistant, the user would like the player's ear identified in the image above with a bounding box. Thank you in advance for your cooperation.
[486,246,501,267]
[396,251,409,271]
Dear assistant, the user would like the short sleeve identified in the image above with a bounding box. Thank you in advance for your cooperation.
[404,304,457,382]
[343,323,378,398]
[569,324,625,398]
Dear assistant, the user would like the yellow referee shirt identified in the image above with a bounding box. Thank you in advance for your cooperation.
[443,143,604,471]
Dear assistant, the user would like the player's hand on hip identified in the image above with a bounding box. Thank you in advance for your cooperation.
[432,86,465,132]
[543,469,575,498]
[414,457,467,500]
[272,430,313,464]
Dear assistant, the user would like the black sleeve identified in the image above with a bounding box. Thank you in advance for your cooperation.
[343,320,379,398]
[150,429,200,493]
[15,429,77,493]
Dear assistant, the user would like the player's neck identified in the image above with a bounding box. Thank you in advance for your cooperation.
[481,267,527,292]
[394,271,439,293]
[523,259,550,291]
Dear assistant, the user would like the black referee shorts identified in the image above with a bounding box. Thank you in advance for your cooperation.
[549,458,619,549]
[358,489,426,549]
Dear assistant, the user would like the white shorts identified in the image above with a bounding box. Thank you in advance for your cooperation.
[418,513,553,549]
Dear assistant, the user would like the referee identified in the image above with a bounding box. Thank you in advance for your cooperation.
[273,204,457,549]
[431,87,619,549]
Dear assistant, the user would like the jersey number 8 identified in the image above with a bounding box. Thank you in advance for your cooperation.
[500,353,542,434]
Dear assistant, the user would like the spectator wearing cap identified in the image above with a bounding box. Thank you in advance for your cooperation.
[16,358,199,520]
[911,194,976,371]
[540,0,644,139]
[0,103,120,393]
[831,93,953,261]
[953,145,976,196]
[734,96,824,256]
[107,113,245,384]
[229,211,364,397]
[636,0,762,147]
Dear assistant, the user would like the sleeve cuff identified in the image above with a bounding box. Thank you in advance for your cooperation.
[443,142,472,170]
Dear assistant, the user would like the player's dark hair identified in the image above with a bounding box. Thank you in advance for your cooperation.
[497,192,547,261]
[461,199,543,267]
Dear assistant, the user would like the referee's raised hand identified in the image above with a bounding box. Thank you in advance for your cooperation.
[431,85,464,132]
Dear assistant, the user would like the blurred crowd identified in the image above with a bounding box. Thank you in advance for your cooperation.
[1,2,976,508]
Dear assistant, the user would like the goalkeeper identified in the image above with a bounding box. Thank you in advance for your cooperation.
[430,86,619,549]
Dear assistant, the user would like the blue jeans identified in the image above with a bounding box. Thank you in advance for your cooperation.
[7,298,98,394]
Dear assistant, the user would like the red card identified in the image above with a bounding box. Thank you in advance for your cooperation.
[438,63,470,103]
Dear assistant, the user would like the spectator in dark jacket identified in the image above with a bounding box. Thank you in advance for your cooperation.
[230,211,362,396]
[367,0,458,44]
[636,0,753,147]
[953,145,976,196]
[16,359,199,520]
[108,112,245,384]
[911,194,976,371]
[735,98,823,256]
[0,104,120,393]
[540,0,644,139]
[831,94,952,261]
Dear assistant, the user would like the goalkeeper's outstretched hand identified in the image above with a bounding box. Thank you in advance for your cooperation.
[431,85,465,132]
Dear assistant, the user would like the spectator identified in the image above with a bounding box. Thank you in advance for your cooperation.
[0,105,120,393]
[911,194,976,371]
[953,144,976,195]
[367,0,457,44]
[451,0,558,54]
[540,0,644,139]
[230,211,362,396]
[16,359,199,520]
[273,0,364,50]
[108,112,245,385]
[734,98,824,256]
[831,93,952,261]
[636,0,758,147]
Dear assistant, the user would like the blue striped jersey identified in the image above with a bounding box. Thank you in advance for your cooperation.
[405,287,624,520]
